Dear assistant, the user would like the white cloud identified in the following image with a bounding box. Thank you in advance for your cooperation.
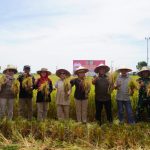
[0,0,150,73]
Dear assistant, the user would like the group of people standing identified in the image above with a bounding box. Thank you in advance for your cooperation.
[0,64,150,125]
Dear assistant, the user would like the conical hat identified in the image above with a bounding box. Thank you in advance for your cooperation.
[117,66,132,72]
[37,68,51,75]
[94,64,110,73]
[138,66,150,77]
[3,65,18,74]
[56,69,71,77]
[74,66,89,75]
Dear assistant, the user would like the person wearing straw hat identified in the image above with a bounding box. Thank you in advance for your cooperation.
[55,69,71,120]
[92,64,113,125]
[136,66,150,122]
[115,66,135,124]
[0,65,19,120]
[34,68,53,121]
[18,65,35,120]
[70,66,91,123]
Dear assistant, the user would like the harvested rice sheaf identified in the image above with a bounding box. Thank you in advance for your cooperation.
[22,77,33,90]
[11,80,20,96]
[0,75,6,86]
[39,81,49,99]
[146,83,150,97]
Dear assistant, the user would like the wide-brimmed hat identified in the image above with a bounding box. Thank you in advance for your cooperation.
[3,65,18,74]
[56,69,71,77]
[138,66,150,77]
[74,66,89,75]
[94,64,110,73]
[37,68,51,75]
[117,66,132,72]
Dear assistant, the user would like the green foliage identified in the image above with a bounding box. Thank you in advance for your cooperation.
[136,61,147,71]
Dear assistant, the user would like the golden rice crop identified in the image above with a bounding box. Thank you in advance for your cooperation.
[39,81,49,99]
[22,77,33,89]
[11,79,20,96]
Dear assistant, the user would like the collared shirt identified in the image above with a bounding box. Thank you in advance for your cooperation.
[94,75,111,101]
[116,75,131,101]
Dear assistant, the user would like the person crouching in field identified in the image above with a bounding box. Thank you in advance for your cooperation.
[70,66,91,123]
[18,65,34,120]
[0,65,19,120]
[34,68,53,121]
[92,64,113,125]
[115,67,135,124]
[136,66,150,122]
[55,69,71,120]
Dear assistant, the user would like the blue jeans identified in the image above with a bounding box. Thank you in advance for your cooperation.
[117,100,134,124]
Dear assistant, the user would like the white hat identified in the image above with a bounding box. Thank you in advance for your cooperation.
[74,66,89,75]
[138,66,150,77]
[37,68,51,75]
[117,66,132,72]
[3,65,18,74]
[56,69,71,77]
[94,64,110,73]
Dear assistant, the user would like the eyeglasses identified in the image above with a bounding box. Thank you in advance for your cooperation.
[60,72,66,75]
[8,69,15,72]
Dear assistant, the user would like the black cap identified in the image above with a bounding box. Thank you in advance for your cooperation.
[23,65,31,70]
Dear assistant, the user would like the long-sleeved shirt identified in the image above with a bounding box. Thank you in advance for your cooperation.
[55,79,71,105]
[70,78,90,100]
[18,74,35,98]
[0,75,16,99]
[34,78,53,102]
[93,75,111,101]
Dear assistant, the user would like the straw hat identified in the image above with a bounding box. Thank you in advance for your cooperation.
[74,66,89,75]
[56,69,71,77]
[138,66,150,77]
[37,68,51,75]
[117,66,132,72]
[3,65,18,74]
[94,64,110,73]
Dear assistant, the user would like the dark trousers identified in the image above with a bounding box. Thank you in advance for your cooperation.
[136,98,150,121]
[95,100,113,124]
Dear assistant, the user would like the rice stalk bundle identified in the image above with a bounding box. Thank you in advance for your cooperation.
[39,81,49,99]
[108,71,119,85]
[11,80,20,96]
[82,78,91,97]
[22,77,33,91]
[146,83,150,97]
[0,75,6,86]
[63,78,71,95]
[107,71,118,94]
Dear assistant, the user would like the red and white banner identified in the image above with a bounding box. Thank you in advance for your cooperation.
[73,60,105,73]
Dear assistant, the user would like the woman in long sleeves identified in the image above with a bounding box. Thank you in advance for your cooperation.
[70,66,91,123]
[55,69,71,120]
[0,65,19,120]
[34,68,53,121]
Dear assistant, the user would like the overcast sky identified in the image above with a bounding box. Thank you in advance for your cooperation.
[0,0,150,73]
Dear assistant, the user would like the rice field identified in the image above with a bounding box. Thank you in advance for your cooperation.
[0,74,150,150]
